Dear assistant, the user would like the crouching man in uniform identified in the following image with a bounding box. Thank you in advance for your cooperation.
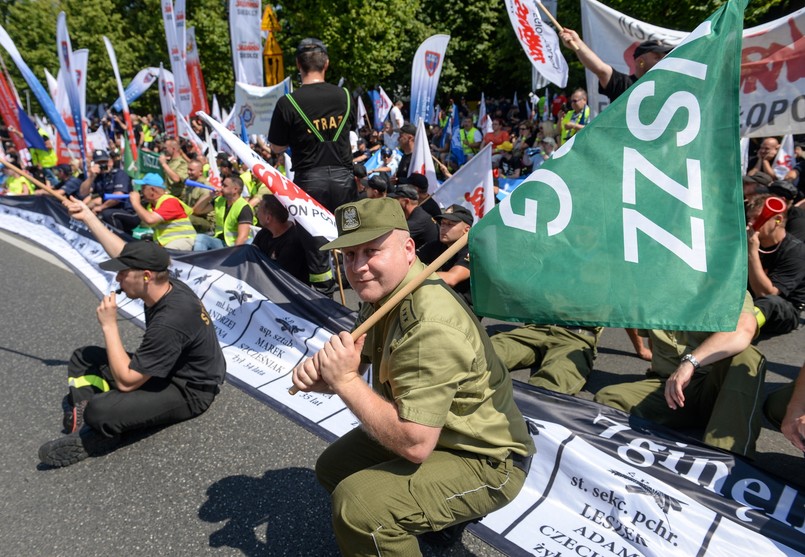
[292,197,535,554]
[38,197,226,467]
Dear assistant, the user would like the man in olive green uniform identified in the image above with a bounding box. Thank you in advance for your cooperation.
[491,325,601,394]
[158,139,188,198]
[595,292,765,458]
[293,197,534,555]
[183,160,215,233]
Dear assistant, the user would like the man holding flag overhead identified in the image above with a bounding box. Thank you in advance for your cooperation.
[268,38,356,294]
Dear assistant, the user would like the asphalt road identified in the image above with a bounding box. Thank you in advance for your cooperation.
[1,232,803,556]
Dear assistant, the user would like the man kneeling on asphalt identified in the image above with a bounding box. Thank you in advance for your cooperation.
[38,197,226,467]
[292,197,534,553]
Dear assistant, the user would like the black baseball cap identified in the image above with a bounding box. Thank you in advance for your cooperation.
[633,40,673,59]
[296,38,327,57]
[92,149,110,162]
[435,204,474,226]
[388,184,418,200]
[406,173,429,193]
[99,240,171,272]
[769,180,797,201]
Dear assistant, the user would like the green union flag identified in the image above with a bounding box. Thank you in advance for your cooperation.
[470,0,747,332]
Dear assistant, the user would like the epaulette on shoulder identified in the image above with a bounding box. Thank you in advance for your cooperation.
[397,296,418,335]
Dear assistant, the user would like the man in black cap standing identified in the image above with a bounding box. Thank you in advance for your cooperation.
[268,37,357,294]
[387,183,438,251]
[38,197,225,467]
[559,30,673,102]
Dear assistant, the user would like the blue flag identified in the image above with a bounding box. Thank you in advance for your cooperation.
[16,106,46,151]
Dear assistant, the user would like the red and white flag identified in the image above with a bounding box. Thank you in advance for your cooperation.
[161,0,192,116]
[432,143,494,224]
[56,12,88,172]
[158,64,177,138]
[408,118,439,194]
[198,111,337,241]
[186,27,209,116]
[376,86,392,124]
[505,0,568,88]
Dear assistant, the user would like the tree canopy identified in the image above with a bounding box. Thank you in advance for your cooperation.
[0,0,797,115]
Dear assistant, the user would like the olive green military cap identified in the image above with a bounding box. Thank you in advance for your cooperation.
[321,197,409,250]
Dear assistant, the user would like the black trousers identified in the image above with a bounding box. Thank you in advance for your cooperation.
[293,165,354,281]
[754,294,802,335]
[67,346,217,437]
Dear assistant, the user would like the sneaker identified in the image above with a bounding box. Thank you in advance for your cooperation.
[39,426,120,468]
[62,400,89,434]
[421,518,481,548]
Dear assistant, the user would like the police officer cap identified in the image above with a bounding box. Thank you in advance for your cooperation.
[99,240,171,272]
[633,40,673,59]
[93,149,111,162]
[321,198,409,250]
[296,38,327,57]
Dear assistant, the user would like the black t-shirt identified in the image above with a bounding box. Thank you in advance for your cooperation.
[268,83,357,173]
[396,153,412,181]
[129,280,226,387]
[253,225,309,285]
[757,233,805,307]
[420,197,441,219]
[787,206,805,243]
[599,69,635,102]
[419,240,472,307]
[407,207,438,250]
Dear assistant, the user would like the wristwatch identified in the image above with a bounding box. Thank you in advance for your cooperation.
[680,353,701,370]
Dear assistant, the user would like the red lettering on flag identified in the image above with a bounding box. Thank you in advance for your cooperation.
[513,0,545,64]
[464,186,486,219]
[740,17,805,94]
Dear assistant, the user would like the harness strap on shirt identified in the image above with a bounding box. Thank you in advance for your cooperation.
[285,88,351,142]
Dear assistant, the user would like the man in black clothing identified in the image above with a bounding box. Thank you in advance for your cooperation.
[558,31,673,102]
[253,194,309,285]
[747,194,805,336]
[38,198,226,467]
[393,123,416,185]
[268,38,356,294]
[387,184,438,251]
[419,204,473,308]
[406,172,440,219]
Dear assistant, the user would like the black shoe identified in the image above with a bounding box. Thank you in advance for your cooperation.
[421,518,481,548]
[39,426,120,468]
[62,400,89,434]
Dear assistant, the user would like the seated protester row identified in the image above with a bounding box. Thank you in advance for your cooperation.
[192,176,254,251]
[128,173,196,252]
[746,194,805,336]
[419,204,473,309]
[387,184,438,251]
[253,194,309,285]
[595,291,765,458]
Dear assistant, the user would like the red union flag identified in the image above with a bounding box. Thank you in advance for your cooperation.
[198,112,337,241]
[505,0,568,88]
[432,143,494,224]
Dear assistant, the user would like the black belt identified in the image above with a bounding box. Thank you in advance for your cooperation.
[510,451,533,474]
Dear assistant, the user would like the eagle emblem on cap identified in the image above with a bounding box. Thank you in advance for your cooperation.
[342,206,360,231]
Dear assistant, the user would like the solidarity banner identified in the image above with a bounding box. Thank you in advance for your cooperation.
[234,78,290,136]
[433,143,495,223]
[56,13,87,174]
[186,27,210,116]
[375,86,392,126]
[409,34,450,127]
[408,118,439,194]
[112,68,160,112]
[774,134,795,179]
[505,0,568,88]
[229,0,263,86]
[161,0,192,116]
[199,111,338,241]
[0,24,70,145]
[104,37,137,163]
[580,0,805,137]
[2,194,804,556]
[471,0,748,331]
[54,49,87,164]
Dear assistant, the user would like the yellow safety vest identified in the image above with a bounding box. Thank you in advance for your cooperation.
[7,175,33,195]
[148,194,196,246]
[460,127,480,155]
[214,196,253,246]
